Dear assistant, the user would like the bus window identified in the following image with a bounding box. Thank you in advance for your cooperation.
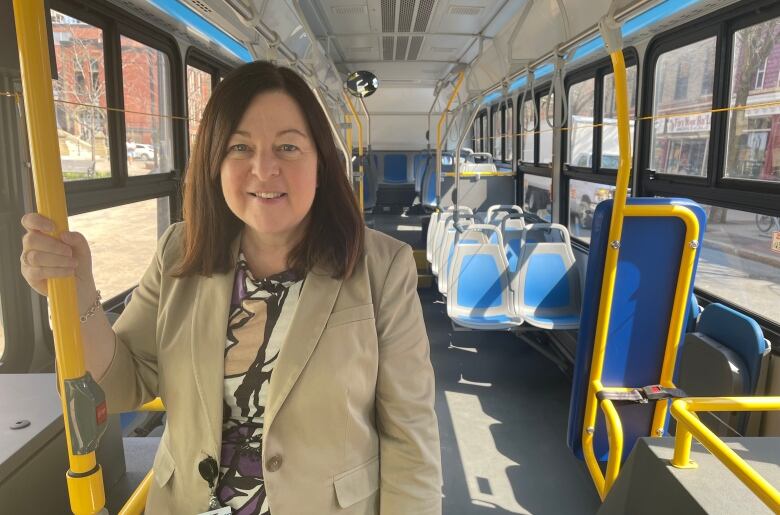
[539,91,554,165]
[724,17,780,183]
[50,10,111,182]
[697,204,780,325]
[187,65,213,148]
[568,179,628,242]
[523,174,552,221]
[480,114,488,153]
[602,65,637,169]
[520,99,535,163]
[568,78,595,167]
[505,103,513,163]
[68,198,170,302]
[121,36,173,178]
[650,37,716,177]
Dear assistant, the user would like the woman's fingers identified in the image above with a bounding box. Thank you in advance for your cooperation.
[22,248,78,268]
[22,230,74,259]
[21,212,55,233]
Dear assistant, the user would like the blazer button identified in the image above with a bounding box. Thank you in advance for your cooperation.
[266,454,283,472]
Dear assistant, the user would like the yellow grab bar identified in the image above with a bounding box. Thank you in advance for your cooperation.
[12,1,106,513]
[670,397,780,512]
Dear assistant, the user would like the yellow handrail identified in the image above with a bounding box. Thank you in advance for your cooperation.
[580,45,701,501]
[118,471,153,515]
[435,72,464,205]
[343,92,363,214]
[12,1,107,513]
[670,397,780,513]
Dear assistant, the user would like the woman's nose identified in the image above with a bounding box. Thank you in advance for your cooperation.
[250,149,281,179]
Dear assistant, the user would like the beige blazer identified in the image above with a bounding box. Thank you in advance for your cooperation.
[97,222,442,514]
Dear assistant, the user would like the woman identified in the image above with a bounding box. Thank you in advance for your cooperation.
[20,61,442,514]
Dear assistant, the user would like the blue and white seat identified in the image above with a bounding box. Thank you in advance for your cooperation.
[430,206,474,275]
[437,217,477,296]
[513,224,581,330]
[447,225,522,330]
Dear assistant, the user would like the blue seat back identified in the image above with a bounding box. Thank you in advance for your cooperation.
[414,154,429,193]
[567,198,707,463]
[696,303,768,393]
[383,154,408,183]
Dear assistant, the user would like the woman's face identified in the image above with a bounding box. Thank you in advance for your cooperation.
[220,91,318,244]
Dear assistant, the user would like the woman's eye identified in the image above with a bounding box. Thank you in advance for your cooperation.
[228,144,249,153]
[278,144,299,152]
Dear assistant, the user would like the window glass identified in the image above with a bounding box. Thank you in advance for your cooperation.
[187,65,212,149]
[650,38,716,176]
[51,10,111,182]
[568,78,595,167]
[724,18,780,182]
[69,198,170,301]
[696,204,780,325]
[568,179,627,242]
[520,100,535,163]
[539,92,554,165]
[523,174,552,221]
[505,104,513,163]
[473,118,481,151]
[602,65,637,169]
[121,36,173,177]
[493,109,501,159]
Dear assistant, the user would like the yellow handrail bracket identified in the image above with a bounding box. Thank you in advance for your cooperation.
[670,397,780,512]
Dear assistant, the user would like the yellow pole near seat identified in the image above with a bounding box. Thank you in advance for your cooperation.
[581,44,632,500]
[436,72,464,206]
[12,1,106,513]
[343,92,363,214]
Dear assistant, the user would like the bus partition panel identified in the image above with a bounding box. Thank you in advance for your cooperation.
[566,197,706,498]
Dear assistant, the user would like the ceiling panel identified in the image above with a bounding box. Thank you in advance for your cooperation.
[431,0,502,34]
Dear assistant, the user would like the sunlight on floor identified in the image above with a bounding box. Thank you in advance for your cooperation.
[445,390,527,513]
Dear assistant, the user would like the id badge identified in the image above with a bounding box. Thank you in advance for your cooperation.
[197,507,231,515]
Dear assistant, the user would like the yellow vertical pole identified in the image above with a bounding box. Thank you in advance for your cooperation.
[12,1,106,513]
[581,46,632,499]
[436,72,464,205]
[343,92,363,214]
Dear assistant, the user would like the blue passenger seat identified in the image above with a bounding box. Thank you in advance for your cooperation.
[447,224,522,330]
[513,224,581,330]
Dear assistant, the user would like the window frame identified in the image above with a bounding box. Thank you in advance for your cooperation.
[49,0,185,217]
[639,0,780,214]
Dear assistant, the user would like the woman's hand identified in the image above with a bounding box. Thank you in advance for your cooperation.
[20,213,97,306]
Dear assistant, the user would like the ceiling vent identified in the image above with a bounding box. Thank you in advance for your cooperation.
[381,0,397,32]
[414,0,436,32]
[382,36,394,60]
[189,0,213,14]
[395,36,409,60]
[407,35,424,60]
[331,5,368,16]
[399,0,415,32]
[448,5,483,16]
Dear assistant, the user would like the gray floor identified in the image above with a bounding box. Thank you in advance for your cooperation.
[419,289,601,514]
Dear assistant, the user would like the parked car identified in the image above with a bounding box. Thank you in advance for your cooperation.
[133,143,155,160]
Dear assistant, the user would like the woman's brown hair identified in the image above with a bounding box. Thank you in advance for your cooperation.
[174,61,364,279]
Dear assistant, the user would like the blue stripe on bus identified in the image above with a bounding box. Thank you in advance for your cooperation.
[149,0,253,62]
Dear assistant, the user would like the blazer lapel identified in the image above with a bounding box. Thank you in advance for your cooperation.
[190,237,241,455]
[265,265,343,433]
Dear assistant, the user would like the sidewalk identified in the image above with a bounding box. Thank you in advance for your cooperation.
[702,221,780,269]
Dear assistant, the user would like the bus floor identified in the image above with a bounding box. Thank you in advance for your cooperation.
[420,288,601,514]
